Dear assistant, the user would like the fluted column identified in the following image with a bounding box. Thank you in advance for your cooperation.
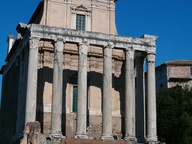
[50,39,64,138]
[136,56,145,143]
[124,49,137,142]
[75,40,89,139]
[146,53,158,143]
[25,37,39,124]
[101,42,114,140]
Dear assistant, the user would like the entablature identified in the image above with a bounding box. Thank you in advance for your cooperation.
[29,24,157,54]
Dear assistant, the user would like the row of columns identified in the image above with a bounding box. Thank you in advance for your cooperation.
[25,37,158,143]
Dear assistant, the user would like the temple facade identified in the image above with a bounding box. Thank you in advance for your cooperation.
[0,0,158,144]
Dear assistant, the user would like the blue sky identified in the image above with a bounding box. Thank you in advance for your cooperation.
[0,0,192,102]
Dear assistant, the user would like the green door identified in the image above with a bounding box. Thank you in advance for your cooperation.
[73,86,78,112]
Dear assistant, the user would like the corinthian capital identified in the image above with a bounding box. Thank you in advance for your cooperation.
[125,49,135,60]
[54,40,64,52]
[29,37,40,50]
[104,42,114,57]
[147,53,156,63]
[79,40,89,55]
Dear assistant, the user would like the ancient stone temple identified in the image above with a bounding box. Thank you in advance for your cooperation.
[0,0,158,144]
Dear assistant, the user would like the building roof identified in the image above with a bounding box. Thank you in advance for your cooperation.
[164,60,192,66]
[156,60,192,69]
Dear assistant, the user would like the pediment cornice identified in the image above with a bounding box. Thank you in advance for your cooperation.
[71,4,92,12]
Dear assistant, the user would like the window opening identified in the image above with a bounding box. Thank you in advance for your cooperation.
[76,14,86,31]
[72,86,78,112]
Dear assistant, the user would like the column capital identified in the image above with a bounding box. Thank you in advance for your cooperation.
[29,37,40,50]
[104,42,114,49]
[54,39,65,52]
[147,53,156,63]
[125,49,135,60]
[54,37,65,42]
[79,40,89,55]
[103,42,113,58]
[79,39,89,46]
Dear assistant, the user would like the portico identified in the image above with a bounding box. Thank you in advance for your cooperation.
[20,24,158,143]
[0,0,160,143]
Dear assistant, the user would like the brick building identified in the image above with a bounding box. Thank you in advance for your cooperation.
[156,60,192,91]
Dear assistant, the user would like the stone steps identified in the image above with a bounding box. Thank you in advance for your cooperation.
[61,138,129,144]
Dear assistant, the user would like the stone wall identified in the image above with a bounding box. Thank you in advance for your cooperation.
[35,0,117,34]
[35,41,125,139]
[0,61,20,144]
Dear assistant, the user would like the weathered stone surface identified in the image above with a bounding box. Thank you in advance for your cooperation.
[124,49,137,142]
[75,41,89,139]
[146,54,158,142]
[30,24,157,53]
[20,122,46,144]
[50,40,64,137]
[25,37,39,124]
[61,138,129,144]
[101,43,113,140]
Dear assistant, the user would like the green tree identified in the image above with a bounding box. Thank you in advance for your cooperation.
[157,86,192,144]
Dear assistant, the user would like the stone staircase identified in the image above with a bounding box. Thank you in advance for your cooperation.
[61,138,129,144]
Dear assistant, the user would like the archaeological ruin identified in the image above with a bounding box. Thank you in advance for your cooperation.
[0,0,158,144]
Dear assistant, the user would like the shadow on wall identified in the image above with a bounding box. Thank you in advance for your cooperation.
[36,59,126,137]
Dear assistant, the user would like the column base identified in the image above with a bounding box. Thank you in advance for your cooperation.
[146,136,158,144]
[124,135,137,144]
[50,133,65,142]
[101,134,114,140]
[74,134,89,139]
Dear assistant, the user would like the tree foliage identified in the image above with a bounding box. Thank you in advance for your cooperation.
[157,86,192,144]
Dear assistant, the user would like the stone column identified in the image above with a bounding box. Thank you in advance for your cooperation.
[146,53,158,143]
[50,39,64,138]
[75,40,89,139]
[101,42,114,140]
[25,37,39,124]
[136,56,145,143]
[124,49,137,143]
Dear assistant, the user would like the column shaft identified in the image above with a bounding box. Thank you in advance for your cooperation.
[146,54,158,143]
[25,37,39,124]
[51,40,64,137]
[75,41,89,139]
[101,43,114,140]
[124,49,137,142]
[136,57,145,143]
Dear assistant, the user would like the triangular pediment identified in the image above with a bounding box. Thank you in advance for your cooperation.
[71,4,92,12]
